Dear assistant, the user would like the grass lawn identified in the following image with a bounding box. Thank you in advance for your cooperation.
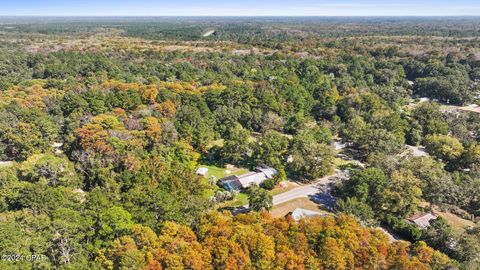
[269,181,299,196]
[0,161,14,168]
[198,164,249,200]
[220,193,249,208]
[270,198,331,218]
[198,164,249,180]
[333,157,351,167]
[434,210,476,234]
[220,182,299,208]
[201,165,229,179]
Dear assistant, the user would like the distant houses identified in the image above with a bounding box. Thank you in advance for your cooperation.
[218,166,277,191]
[52,142,64,154]
[202,30,216,37]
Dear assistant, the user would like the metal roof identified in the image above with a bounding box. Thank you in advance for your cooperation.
[195,167,209,175]
[291,208,327,221]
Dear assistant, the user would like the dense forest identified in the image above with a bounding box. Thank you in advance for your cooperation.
[0,17,479,269]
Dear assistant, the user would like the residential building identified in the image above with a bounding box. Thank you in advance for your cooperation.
[407,213,438,229]
[218,166,277,191]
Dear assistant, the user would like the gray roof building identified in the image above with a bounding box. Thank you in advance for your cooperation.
[290,208,328,221]
[218,166,277,191]
[408,213,438,229]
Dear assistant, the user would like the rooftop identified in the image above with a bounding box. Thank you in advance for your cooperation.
[291,208,327,221]
[218,165,277,191]
[237,172,267,188]
[196,167,209,176]
[408,213,438,229]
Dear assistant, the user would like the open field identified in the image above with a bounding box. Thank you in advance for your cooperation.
[434,210,476,233]
[441,104,480,114]
[0,161,13,168]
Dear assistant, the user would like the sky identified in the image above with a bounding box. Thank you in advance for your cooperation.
[0,0,480,17]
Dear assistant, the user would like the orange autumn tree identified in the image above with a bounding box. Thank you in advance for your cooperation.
[98,212,457,270]
[0,83,64,109]
[75,114,126,153]
[75,111,167,155]
[154,100,177,119]
[143,117,163,145]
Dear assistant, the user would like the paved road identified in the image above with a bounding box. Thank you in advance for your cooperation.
[238,171,400,242]
[271,174,399,242]
[272,175,337,205]
[242,173,340,208]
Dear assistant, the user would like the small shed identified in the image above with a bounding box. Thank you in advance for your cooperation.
[52,142,64,154]
[74,188,86,203]
[195,167,209,176]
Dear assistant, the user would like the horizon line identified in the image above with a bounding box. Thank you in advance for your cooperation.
[1,15,480,18]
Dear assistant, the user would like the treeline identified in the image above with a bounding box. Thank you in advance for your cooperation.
[4,17,480,40]
[99,212,456,270]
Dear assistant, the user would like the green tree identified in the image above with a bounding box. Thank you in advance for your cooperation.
[288,140,334,182]
[411,102,448,137]
[220,123,251,165]
[340,168,389,210]
[335,197,378,227]
[248,185,273,212]
[422,217,454,253]
[354,127,404,158]
[383,170,423,217]
[425,134,464,163]
[252,130,289,168]
[400,156,450,205]
[18,154,81,187]
[98,206,134,245]
[461,143,480,171]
